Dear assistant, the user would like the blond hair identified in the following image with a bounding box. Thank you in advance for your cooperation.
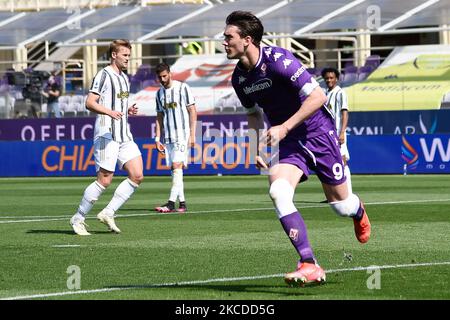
[109,39,131,59]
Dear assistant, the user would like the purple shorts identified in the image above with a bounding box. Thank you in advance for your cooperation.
[276,130,346,185]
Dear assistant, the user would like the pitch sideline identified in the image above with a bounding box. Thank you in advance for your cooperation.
[1,198,450,224]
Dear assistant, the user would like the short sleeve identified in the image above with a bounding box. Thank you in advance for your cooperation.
[90,70,108,95]
[275,49,319,97]
[339,89,349,111]
[183,83,195,106]
[156,89,164,113]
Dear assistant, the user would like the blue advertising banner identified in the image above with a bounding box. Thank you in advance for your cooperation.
[348,134,450,174]
[0,137,260,177]
[0,134,448,176]
[347,109,450,136]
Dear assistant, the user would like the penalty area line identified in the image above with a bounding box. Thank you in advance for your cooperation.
[2,260,450,300]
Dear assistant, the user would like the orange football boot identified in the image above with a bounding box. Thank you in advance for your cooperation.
[284,262,326,287]
[353,202,371,243]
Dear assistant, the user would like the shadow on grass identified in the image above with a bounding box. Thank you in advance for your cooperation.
[119,208,154,212]
[258,200,328,204]
[103,282,331,297]
[26,229,111,235]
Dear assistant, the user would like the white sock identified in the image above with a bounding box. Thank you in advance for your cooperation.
[176,169,185,202]
[169,169,184,202]
[105,178,138,215]
[345,165,353,195]
[74,181,105,220]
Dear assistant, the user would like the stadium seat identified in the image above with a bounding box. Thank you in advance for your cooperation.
[365,55,381,68]
[62,102,77,117]
[357,65,374,81]
[59,102,68,116]
[71,95,85,106]
[341,70,358,86]
[59,95,71,105]
[344,65,358,74]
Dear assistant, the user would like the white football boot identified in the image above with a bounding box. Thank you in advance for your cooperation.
[70,217,91,236]
[97,209,121,233]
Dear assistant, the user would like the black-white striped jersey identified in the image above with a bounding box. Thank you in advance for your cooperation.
[156,80,195,144]
[325,85,348,135]
[90,66,133,143]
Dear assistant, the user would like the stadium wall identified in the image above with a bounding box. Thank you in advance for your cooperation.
[1,111,450,176]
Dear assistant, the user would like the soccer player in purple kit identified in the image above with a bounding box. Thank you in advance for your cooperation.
[223,11,371,286]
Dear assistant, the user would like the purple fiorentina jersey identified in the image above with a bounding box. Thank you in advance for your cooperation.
[232,46,334,140]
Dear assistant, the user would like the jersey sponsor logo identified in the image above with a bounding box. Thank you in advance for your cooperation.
[117,91,129,99]
[243,78,272,94]
[238,76,246,84]
[283,58,293,69]
[164,102,178,109]
[290,65,306,81]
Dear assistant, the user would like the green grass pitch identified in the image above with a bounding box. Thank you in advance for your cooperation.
[0,174,449,300]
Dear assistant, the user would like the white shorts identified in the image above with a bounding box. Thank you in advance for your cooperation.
[340,141,350,161]
[165,141,189,167]
[94,138,142,172]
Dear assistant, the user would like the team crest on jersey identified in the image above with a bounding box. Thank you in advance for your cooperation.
[238,76,246,84]
[289,228,299,241]
[260,63,267,76]
[283,58,293,69]
[117,91,129,99]
[273,52,284,62]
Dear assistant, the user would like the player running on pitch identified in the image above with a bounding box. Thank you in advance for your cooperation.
[223,11,371,286]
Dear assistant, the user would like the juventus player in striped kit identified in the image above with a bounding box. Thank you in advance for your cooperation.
[322,67,352,194]
[70,39,144,235]
[154,62,197,213]
[223,11,370,286]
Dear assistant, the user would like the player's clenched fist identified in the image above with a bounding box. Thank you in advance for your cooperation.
[128,103,138,115]
[255,155,269,169]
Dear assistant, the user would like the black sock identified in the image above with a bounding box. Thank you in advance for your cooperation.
[301,258,316,264]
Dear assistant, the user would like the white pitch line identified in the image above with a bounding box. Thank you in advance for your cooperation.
[1,198,449,224]
[51,245,81,248]
[2,260,450,300]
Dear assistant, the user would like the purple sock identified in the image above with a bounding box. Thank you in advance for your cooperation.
[280,211,315,263]
[354,200,364,220]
